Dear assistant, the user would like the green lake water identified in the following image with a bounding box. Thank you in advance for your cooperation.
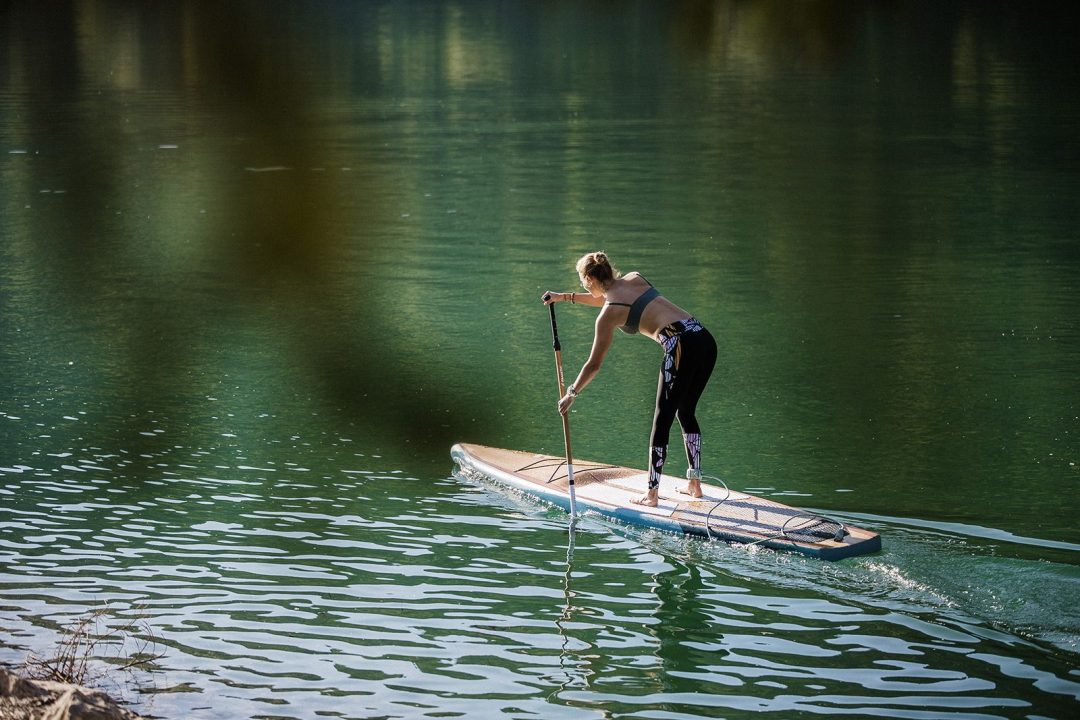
[2,2,1078,718]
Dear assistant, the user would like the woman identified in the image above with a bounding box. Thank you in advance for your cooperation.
[541,251,717,506]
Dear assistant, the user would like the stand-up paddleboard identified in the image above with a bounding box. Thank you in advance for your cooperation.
[451,443,881,561]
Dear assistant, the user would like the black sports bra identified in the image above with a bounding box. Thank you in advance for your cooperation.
[607,284,661,335]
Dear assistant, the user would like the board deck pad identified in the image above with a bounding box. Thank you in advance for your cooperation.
[451,443,881,561]
[583,477,679,517]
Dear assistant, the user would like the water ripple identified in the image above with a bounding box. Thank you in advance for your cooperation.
[1,455,1077,719]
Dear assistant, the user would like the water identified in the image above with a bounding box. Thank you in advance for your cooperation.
[2,2,1078,718]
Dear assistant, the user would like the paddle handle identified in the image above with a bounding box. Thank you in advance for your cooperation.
[548,301,561,352]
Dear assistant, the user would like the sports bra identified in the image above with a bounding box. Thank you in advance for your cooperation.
[607,283,661,335]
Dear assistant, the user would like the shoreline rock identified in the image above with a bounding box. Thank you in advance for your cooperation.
[0,668,147,720]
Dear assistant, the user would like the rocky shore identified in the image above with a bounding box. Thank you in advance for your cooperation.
[0,668,147,720]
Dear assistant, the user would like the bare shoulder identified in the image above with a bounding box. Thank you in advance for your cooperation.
[624,272,655,293]
[595,303,621,331]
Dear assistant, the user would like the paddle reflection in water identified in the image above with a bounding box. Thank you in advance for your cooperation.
[550,527,589,701]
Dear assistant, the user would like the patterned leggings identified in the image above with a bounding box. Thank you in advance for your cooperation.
[648,319,717,490]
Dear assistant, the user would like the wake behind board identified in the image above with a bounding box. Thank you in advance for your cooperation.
[451,443,880,561]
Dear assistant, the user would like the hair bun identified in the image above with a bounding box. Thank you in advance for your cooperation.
[576,251,618,283]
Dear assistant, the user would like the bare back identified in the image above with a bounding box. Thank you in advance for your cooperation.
[602,272,692,341]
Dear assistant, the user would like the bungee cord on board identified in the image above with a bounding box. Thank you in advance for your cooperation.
[700,475,849,547]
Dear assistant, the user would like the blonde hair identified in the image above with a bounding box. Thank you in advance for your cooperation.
[576,251,619,285]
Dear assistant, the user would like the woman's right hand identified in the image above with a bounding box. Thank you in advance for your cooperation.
[558,391,576,415]
[541,291,561,305]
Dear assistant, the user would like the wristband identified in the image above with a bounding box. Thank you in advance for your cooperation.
[567,385,578,398]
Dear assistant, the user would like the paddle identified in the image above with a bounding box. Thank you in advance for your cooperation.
[545,299,579,520]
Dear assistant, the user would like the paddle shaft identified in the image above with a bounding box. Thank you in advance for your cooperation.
[547,302,578,517]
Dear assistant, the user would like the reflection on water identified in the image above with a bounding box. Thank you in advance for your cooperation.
[2,1,1078,718]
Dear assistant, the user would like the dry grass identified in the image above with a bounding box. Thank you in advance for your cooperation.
[24,606,165,694]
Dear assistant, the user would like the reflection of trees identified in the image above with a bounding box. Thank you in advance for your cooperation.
[1,1,1074,489]
[659,1,1078,512]
[1,2,497,461]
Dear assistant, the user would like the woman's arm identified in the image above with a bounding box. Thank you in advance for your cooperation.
[559,310,617,414]
[541,291,604,308]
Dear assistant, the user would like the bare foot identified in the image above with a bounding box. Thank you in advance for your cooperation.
[677,482,703,498]
[632,493,659,507]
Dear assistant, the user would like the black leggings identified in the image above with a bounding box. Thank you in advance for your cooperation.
[648,320,717,489]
